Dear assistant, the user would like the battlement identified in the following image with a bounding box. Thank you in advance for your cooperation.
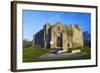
[73,24,81,31]
[44,22,81,32]
[33,21,84,51]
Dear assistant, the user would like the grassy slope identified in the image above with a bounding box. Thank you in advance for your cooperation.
[23,47,51,62]
[23,46,91,62]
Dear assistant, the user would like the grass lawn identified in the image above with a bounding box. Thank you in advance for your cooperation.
[23,46,51,62]
[23,46,91,62]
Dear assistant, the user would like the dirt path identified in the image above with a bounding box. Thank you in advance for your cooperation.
[40,52,87,59]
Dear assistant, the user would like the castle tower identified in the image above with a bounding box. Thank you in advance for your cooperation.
[33,22,84,53]
[43,22,51,48]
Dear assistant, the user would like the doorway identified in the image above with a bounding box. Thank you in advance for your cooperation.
[57,37,62,47]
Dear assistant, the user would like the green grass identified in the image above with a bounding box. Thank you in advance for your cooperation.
[81,46,91,59]
[23,46,91,62]
[23,46,51,62]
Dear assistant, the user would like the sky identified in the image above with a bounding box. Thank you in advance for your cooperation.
[23,10,91,41]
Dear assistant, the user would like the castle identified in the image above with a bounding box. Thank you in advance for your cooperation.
[32,22,84,52]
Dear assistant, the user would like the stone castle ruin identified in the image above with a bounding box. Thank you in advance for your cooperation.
[32,22,84,53]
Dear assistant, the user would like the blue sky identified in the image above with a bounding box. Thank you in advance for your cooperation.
[23,10,91,41]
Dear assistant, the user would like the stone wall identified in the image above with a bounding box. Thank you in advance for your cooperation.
[33,22,84,52]
[72,25,84,48]
[34,29,44,47]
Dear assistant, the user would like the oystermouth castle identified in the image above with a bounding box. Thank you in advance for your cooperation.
[32,22,84,52]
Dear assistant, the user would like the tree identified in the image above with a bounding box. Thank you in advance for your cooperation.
[23,39,32,48]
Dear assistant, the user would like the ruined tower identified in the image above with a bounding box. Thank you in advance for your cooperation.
[33,22,84,52]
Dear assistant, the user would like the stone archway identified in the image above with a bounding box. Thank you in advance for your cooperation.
[57,37,62,47]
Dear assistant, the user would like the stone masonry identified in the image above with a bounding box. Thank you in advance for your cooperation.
[33,22,84,52]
